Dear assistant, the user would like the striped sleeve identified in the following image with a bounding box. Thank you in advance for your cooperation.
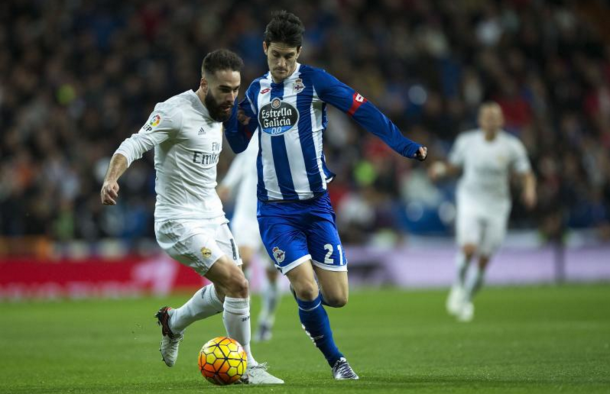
[311,68,422,159]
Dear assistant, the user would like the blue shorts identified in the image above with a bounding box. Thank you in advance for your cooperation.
[257,194,348,274]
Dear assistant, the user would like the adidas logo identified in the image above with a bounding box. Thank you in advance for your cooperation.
[198,127,205,135]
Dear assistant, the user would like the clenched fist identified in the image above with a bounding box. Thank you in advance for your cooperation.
[101,181,120,205]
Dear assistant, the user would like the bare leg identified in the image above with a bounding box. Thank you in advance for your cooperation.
[314,267,349,308]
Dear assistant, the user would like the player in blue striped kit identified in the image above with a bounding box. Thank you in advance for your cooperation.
[224,11,428,380]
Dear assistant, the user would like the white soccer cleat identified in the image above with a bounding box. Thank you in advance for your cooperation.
[240,363,284,384]
[446,285,466,316]
[332,357,359,380]
[457,301,474,322]
[155,306,184,367]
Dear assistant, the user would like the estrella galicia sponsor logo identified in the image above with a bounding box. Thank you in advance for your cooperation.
[258,98,299,136]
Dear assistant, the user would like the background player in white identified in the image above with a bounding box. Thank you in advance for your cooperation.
[429,102,537,322]
[218,133,281,342]
[99,49,282,384]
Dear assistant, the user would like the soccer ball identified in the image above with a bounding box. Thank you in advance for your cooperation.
[198,336,247,385]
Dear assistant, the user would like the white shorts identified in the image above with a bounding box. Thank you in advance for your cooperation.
[231,214,263,250]
[456,204,508,256]
[155,218,242,276]
[230,215,275,270]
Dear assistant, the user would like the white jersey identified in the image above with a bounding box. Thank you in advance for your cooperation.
[115,90,225,222]
[449,129,531,215]
[221,132,259,221]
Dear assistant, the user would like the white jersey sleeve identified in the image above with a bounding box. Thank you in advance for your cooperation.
[448,132,469,168]
[509,137,531,174]
[115,108,182,167]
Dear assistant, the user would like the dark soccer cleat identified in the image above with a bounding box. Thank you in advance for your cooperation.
[332,357,359,380]
[155,306,184,367]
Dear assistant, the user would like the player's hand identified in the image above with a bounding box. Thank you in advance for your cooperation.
[428,161,446,181]
[237,109,251,126]
[101,181,120,205]
[522,188,536,210]
[414,146,428,161]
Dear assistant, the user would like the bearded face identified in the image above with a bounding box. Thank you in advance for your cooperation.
[205,89,233,122]
[199,69,240,122]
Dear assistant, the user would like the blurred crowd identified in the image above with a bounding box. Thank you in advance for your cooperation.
[1,0,609,250]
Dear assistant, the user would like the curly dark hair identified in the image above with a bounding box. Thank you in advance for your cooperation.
[201,49,244,77]
[264,10,305,48]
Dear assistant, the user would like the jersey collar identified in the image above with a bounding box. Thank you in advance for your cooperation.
[186,90,211,119]
[270,63,302,87]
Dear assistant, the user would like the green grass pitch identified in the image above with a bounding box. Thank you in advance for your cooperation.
[1,285,609,393]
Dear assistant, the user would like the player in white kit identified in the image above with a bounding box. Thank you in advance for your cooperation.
[218,133,281,342]
[100,49,282,384]
[429,102,536,322]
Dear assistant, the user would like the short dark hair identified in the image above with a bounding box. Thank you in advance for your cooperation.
[201,49,243,77]
[264,10,305,48]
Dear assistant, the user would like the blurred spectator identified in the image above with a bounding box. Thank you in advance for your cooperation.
[1,0,609,251]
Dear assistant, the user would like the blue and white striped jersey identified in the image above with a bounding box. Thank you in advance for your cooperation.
[224,63,422,202]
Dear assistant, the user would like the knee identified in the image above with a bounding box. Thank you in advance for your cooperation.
[221,274,249,298]
[463,244,477,259]
[325,294,348,308]
[478,256,490,270]
[294,282,319,302]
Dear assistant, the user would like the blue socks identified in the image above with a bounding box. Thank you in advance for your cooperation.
[296,293,343,367]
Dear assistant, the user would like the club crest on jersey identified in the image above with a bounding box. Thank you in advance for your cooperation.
[201,247,212,259]
[272,247,285,263]
[293,79,305,93]
[258,98,299,136]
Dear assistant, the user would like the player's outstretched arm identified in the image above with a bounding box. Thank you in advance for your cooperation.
[312,68,426,160]
[521,172,537,209]
[428,161,461,181]
[101,108,178,205]
[101,154,128,205]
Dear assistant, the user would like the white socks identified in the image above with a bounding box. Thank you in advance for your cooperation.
[258,279,279,327]
[456,251,471,287]
[466,266,485,301]
[167,285,258,367]
[169,284,223,333]
[223,296,257,367]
